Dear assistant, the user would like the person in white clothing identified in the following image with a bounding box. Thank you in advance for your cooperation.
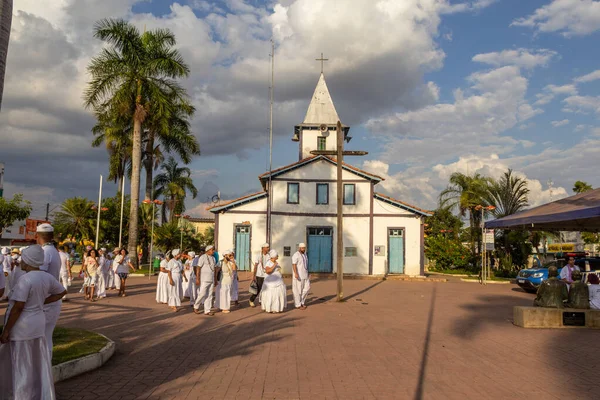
[0,245,67,400]
[96,248,107,299]
[0,252,5,300]
[261,250,286,313]
[6,251,25,300]
[292,243,311,310]
[182,251,194,298]
[110,247,120,290]
[116,248,135,297]
[250,243,270,307]
[215,249,237,313]
[58,245,72,301]
[2,247,14,300]
[167,249,184,312]
[36,223,62,358]
[156,253,169,304]
[188,252,199,306]
[588,274,600,310]
[560,257,580,284]
[194,245,217,316]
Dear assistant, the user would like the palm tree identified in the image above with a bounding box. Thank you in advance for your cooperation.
[143,97,199,200]
[573,180,593,194]
[440,172,491,259]
[53,197,96,244]
[486,169,529,218]
[153,157,198,222]
[137,202,158,266]
[92,110,133,188]
[0,0,13,110]
[84,19,190,267]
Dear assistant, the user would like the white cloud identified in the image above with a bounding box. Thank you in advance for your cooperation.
[562,95,600,114]
[574,69,600,83]
[551,119,570,127]
[441,0,497,14]
[511,0,600,37]
[472,48,557,69]
[546,84,578,95]
[574,124,588,132]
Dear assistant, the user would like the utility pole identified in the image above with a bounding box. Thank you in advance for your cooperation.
[311,120,367,302]
[45,203,50,221]
[267,39,274,245]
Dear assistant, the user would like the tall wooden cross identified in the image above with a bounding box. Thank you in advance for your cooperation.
[316,52,329,74]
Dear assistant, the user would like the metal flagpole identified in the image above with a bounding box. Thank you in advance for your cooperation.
[95,175,103,249]
[267,39,274,245]
[118,176,125,248]
[336,121,344,301]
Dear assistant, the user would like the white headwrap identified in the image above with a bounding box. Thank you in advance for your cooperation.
[222,249,234,256]
[188,251,196,258]
[205,245,214,251]
[1,247,9,255]
[172,249,181,256]
[261,243,270,248]
[298,242,306,248]
[21,245,45,268]
[269,249,278,258]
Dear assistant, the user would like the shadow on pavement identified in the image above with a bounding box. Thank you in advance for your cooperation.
[414,285,436,400]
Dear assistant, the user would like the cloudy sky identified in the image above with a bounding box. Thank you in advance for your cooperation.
[2,0,600,218]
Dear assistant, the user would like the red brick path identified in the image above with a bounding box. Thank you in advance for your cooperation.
[13,273,597,399]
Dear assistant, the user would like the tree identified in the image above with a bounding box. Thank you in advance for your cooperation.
[439,172,491,261]
[99,193,131,248]
[0,194,32,234]
[486,169,529,218]
[153,157,198,223]
[573,180,593,194]
[137,202,158,266]
[84,19,191,267]
[424,208,471,271]
[154,221,201,252]
[92,109,132,188]
[53,198,96,244]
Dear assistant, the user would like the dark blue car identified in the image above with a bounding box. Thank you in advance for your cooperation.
[516,257,600,293]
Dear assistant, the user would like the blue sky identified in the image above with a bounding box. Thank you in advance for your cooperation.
[3,0,600,217]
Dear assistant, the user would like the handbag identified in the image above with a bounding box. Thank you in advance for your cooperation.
[249,280,258,295]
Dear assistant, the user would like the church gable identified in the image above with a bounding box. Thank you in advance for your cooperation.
[373,193,432,217]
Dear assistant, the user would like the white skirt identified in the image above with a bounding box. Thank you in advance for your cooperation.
[231,271,239,301]
[261,281,287,313]
[0,337,56,400]
[156,272,169,304]
[168,273,182,307]
[215,281,232,310]
[182,269,192,297]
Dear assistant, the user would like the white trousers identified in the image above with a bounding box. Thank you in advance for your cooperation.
[114,269,121,290]
[231,271,239,301]
[194,281,214,314]
[96,272,107,298]
[292,278,311,308]
[107,268,114,288]
[60,274,69,299]
[43,301,62,358]
[188,276,197,306]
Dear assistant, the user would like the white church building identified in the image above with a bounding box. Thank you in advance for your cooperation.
[209,72,431,276]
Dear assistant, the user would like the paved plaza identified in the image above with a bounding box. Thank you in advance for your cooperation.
[4,274,597,400]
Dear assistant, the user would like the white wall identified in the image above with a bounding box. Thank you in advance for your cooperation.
[372,214,423,276]
[301,129,338,159]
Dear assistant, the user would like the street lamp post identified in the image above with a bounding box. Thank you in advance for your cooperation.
[475,205,496,285]
[174,214,190,250]
[143,198,163,279]
[311,120,367,302]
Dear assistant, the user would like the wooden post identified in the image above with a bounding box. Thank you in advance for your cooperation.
[336,120,344,301]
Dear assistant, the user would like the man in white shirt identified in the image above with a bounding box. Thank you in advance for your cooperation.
[560,257,580,284]
[292,243,310,310]
[250,243,270,307]
[193,245,217,316]
[2,247,12,300]
[36,223,62,357]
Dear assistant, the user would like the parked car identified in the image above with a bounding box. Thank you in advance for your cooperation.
[516,254,600,293]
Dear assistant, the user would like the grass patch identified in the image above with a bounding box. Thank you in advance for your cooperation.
[52,327,108,365]
[0,326,107,365]
[429,268,478,276]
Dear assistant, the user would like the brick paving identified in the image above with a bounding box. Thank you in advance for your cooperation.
[4,273,597,399]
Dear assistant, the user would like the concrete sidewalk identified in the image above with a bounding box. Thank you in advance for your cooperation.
[39,273,599,399]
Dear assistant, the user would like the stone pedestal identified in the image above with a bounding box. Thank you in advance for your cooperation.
[513,306,600,329]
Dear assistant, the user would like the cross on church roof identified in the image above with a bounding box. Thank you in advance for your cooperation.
[315,52,328,74]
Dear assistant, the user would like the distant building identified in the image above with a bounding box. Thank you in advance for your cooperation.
[0,218,47,246]
[187,217,214,237]
[209,72,431,276]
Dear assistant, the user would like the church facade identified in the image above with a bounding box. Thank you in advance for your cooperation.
[209,73,431,276]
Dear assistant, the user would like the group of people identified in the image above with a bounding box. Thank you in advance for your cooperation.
[155,242,311,315]
[79,246,136,300]
[0,223,67,399]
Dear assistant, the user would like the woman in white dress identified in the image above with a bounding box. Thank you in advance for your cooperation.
[182,251,193,297]
[230,252,239,306]
[155,253,169,304]
[261,250,287,313]
[215,250,237,313]
[116,248,135,297]
[167,249,183,312]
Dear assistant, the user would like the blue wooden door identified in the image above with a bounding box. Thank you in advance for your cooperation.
[388,228,405,274]
[235,225,251,271]
[307,227,333,273]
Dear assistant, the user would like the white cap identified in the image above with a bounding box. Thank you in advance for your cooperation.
[223,249,234,256]
[172,249,181,256]
[269,249,278,258]
[100,247,107,252]
[113,247,120,253]
[205,245,214,251]
[298,243,306,248]
[21,245,45,268]
[36,223,54,233]
[1,247,8,255]
[261,243,270,248]
[188,251,196,258]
